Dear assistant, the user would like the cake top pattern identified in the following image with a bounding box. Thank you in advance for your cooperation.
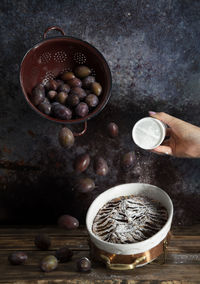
[92,195,168,244]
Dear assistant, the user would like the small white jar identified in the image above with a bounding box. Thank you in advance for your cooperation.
[132,117,166,150]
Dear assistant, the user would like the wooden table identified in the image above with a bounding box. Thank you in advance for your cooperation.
[0,225,199,283]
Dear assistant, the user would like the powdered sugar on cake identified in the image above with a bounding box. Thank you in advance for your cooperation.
[92,195,168,244]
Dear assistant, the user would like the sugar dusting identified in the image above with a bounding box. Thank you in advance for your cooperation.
[92,195,168,244]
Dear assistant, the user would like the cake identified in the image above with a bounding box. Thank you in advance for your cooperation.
[92,195,168,244]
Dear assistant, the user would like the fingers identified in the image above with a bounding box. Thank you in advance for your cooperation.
[151,145,173,155]
[148,111,176,127]
[147,112,174,155]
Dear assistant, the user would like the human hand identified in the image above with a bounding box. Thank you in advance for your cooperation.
[149,112,200,158]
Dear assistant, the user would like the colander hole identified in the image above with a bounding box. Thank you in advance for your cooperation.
[40,52,52,63]
[73,52,87,64]
[53,51,68,63]
[42,71,55,85]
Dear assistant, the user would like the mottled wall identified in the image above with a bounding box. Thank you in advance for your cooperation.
[0,0,200,225]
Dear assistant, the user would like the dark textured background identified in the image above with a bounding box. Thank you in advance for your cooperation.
[0,0,200,225]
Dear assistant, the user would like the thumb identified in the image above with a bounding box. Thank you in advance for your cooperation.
[148,111,176,127]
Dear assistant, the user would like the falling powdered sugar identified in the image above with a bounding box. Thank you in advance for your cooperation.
[92,195,168,244]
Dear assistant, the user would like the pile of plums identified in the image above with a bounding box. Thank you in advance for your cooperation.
[8,217,92,273]
[30,65,102,120]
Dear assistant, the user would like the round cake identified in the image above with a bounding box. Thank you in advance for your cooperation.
[92,195,168,244]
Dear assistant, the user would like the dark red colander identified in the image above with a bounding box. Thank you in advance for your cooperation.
[20,26,112,134]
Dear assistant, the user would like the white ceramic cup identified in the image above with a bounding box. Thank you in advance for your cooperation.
[132,117,167,150]
[86,183,173,264]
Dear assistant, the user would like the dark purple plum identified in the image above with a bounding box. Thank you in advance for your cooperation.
[122,152,135,170]
[68,78,82,88]
[58,215,79,229]
[77,257,91,272]
[58,127,74,148]
[82,76,95,88]
[94,157,109,176]
[8,252,28,265]
[34,234,51,250]
[76,177,95,193]
[57,83,70,93]
[75,102,89,117]
[74,154,90,173]
[52,103,72,120]
[30,84,45,106]
[107,122,119,138]
[67,93,80,107]
[55,246,73,263]
[71,87,86,99]
[85,94,99,107]
[45,80,59,91]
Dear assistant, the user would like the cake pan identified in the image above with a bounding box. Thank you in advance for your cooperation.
[86,183,173,270]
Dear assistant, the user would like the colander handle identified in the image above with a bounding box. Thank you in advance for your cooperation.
[43,26,65,39]
[73,121,87,137]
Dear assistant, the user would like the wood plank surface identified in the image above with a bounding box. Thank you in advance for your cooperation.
[0,225,199,283]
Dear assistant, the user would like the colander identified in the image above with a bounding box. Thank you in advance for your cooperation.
[20,26,112,135]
